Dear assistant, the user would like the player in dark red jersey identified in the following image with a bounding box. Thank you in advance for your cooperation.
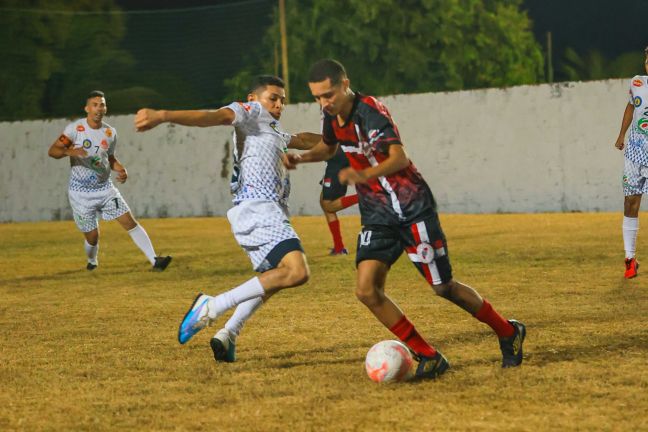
[285,59,525,378]
[320,146,358,255]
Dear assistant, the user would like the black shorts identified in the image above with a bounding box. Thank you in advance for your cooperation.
[320,148,350,201]
[355,214,453,286]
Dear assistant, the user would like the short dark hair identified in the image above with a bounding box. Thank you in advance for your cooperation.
[249,75,285,93]
[308,59,347,85]
[87,90,105,100]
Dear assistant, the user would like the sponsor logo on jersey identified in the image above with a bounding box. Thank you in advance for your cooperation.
[269,120,283,135]
[633,79,643,87]
[82,139,92,149]
[637,118,648,134]
[76,124,85,132]
[416,242,434,264]
[90,156,102,170]
[238,102,252,112]
[100,139,109,150]
[105,128,112,138]
[623,175,629,184]
[634,96,643,107]
[323,178,332,187]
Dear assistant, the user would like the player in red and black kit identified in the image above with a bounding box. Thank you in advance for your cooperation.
[320,145,358,255]
[286,59,526,379]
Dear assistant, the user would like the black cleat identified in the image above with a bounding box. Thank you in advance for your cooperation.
[499,319,526,368]
[210,329,236,363]
[152,256,172,272]
[86,263,97,271]
[414,351,449,380]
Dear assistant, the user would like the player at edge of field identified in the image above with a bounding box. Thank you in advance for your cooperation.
[614,45,648,279]
[48,90,172,272]
[134,75,322,362]
[284,59,526,378]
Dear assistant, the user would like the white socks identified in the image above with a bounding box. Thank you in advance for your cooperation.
[224,297,264,339]
[623,216,639,259]
[128,224,156,265]
[207,277,265,319]
[84,240,98,265]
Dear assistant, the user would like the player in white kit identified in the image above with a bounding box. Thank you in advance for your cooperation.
[48,91,172,272]
[614,46,648,279]
[134,76,319,363]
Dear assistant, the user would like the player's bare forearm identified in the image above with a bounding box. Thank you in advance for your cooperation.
[109,156,128,183]
[362,144,410,180]
[288,132,322,150]
[299,141,338,163]
[48,135,86,159]
[615,103,634,150]
[135,107,235,131]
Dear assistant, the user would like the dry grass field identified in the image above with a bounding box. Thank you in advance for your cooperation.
[0,213,646,431]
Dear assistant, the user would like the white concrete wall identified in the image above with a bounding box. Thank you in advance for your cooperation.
[0,79,629,222]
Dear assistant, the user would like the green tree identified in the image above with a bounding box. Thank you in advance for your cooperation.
[560,48,645,82]
[225,0,544,102]
[0,0,150,120]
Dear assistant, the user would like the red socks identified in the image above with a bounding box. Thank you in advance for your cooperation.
[327,219,345,252]
[389,316,437,357]
[474,299,515,338]
[340,194,358,209]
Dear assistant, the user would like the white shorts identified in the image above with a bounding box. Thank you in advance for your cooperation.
[623,158,648,196]
[227,200,302,272]
[68,187,130,232]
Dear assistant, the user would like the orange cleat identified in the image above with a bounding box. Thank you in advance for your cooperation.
[624,258,639,279]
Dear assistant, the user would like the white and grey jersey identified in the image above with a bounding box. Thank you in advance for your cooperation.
[62,119,117,192]
[627,75,648,165]
[226,101,292,207]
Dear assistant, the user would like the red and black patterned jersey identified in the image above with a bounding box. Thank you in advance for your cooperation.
[322,93,437,225]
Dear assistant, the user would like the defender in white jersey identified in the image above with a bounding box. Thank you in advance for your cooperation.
[48,90,172,272]
[134,76,320,363]
[614,47,648,279]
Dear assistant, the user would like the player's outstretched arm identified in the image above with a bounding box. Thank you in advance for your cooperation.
[135,108,236,132]
[48,134,87,159]
[615,103,634,150]
[288,132,322,150]
[284,141,337,170]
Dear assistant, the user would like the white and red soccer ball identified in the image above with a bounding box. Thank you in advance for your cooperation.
[365,340,414,383]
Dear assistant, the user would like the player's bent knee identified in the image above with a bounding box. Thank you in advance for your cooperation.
[432,280,454,299]
[289,263,310,286]
[355,286,384,307]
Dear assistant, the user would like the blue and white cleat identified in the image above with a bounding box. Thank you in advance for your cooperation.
[178,293,213,344]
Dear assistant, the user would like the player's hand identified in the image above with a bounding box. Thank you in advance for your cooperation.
[283,152,301,170]
[134,108,164,132]
[65,147,88,157]
[339,167,368,185]
[615,137,625,150]
[115,168,128,183]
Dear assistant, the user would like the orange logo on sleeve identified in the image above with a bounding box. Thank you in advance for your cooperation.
[633,79,643,87]
[105,128,113,137]
[76,124,85,132]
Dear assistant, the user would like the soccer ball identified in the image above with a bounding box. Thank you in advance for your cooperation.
[365,340,414,383]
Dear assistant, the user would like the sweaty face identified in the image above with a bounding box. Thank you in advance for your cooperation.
[248,85,286,120]
[308,78,349,116]
[85,97,107,124]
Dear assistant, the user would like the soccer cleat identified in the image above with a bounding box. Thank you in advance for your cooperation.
[152,256,172,272]
[210,328,236,363]
[86,262,97,271]
[329,248,349,256]
[178,293,213,344]
[624,258,639,279]
[414,351,449,380]
[499,319,526,368]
